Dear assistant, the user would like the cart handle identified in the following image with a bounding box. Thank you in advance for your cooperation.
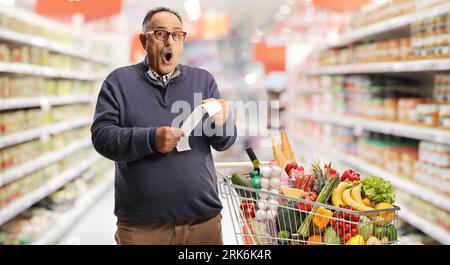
[214,161,271,169]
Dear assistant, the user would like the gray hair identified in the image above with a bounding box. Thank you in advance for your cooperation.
[142,7,183,33]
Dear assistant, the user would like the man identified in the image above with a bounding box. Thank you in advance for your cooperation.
[91,7,237,245]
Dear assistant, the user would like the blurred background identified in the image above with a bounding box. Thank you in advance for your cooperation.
[0,0,449,245]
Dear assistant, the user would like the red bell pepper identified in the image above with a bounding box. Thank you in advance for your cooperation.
[324,164,339,176]
[295,191,317,211]
[341,169,360,182]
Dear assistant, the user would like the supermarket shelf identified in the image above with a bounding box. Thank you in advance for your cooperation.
[0,153,102,226]
[325,2,450,48]
[397,203,450,245]
[293,136,450,212]
[304,58,450,75]
[32,170,114,245]
[292,89,342,95]
[0,94,94,111]
[0,138,92,187]
[0,116,92,149]
[0,62,104,81]
[0,28,109,66]
[295,112,450,145]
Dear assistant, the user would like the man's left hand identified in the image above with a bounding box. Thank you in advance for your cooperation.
[202,98,228,126]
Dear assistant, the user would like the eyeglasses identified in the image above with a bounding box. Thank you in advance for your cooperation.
[145,30,187,41]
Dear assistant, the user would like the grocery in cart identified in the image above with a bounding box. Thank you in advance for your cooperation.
[216,131,400,245]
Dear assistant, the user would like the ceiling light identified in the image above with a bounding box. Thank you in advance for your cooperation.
[285,0,296,5]
[279,5,291,15]
[0,0,15,6]
[184,0,202,21]
[274,13,286,21]
[245,74,257,86]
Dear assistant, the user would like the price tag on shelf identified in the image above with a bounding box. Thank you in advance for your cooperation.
[353,125,363,136]
[40,130,50,143]
[39,97,51,112]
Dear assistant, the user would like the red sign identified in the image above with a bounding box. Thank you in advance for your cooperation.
[35,0,122,21]
[313,0,370,12]
[253,41,286,73]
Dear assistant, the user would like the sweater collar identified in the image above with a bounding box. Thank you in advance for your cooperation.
[143,56,181,88]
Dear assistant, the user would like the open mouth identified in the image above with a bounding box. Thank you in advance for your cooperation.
[161,48,173,64]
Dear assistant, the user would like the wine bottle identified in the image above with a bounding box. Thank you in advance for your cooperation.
[245,145,261,173]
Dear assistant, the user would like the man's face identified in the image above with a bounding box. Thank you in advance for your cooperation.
[140,12,184,75]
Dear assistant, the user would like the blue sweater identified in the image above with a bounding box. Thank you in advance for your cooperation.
[91,62,237,224]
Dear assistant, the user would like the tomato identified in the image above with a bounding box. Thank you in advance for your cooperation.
[295,192,317,211]
[344,223,350,232]
[344,233,351,242]
[342,211,350,220]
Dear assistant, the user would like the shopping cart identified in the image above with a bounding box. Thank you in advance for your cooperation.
[215,162,400,245]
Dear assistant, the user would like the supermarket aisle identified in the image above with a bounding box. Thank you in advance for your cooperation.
[57,182,238,245]
[58,183,116,245]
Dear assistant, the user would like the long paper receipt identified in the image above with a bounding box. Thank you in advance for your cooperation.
[176,100,223,152]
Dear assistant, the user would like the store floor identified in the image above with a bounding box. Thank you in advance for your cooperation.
[57,182,239,245]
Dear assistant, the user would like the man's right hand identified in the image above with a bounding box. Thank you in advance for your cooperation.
[156,127,184,153]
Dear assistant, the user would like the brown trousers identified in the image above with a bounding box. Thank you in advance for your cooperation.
[115,213,223,245]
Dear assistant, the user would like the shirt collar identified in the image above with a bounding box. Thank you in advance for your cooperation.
[143,56,180,88]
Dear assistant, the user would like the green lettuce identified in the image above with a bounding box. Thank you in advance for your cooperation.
[361,176,395,204]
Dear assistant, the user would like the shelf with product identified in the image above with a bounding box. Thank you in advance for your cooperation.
[0,3,111,238]
[0,4,109,66]
[290,74,450,142]
[0,151,102,226]
[287,4,450,245]
[0,62,104,81]
[1,75,100,102]
[323,1,450,50]
[0,104,94,147]
[0,26,108,80]
[304,8,450,76]
[0,94,94,111]
[0,160,113,244]
[304,58,450,75]
[0,127,92,186]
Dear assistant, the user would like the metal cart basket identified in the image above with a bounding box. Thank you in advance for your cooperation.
[215,162,400,245]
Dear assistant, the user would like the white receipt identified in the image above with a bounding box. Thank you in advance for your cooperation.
[177,100,222,152]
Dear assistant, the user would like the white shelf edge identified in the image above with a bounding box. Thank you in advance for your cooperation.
[0,138,92,187]
[397,203,450,245]
[0,28,109,66]
[325,2,450,49]
[0,116,92,149]
[293,136,450,212]
[0,62,103,81]
[304,58,450,75]
[0,153,102,226]
[295,113,450,145]
[32,170,113,245]
[0,94,94,111]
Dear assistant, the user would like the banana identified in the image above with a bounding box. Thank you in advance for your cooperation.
[331,182,352,207]
[350,184,365,205]
[342,188,374,211]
